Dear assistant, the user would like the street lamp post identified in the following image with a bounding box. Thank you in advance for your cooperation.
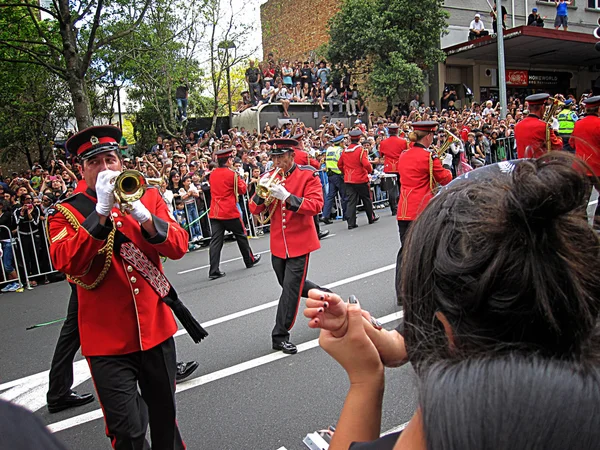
[218,40,237,120]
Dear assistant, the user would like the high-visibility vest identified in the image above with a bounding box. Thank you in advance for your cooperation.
[325,146,343,174]
[557,110,576,135]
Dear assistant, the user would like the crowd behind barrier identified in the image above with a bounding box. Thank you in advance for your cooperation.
[0,65,595,293]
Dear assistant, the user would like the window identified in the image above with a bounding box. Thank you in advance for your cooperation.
[589,0,599,8]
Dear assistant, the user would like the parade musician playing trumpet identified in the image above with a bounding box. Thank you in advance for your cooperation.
[249,139,328,355]
[396,121,453,287]
[515,93,563,158]
[47,125,193,449]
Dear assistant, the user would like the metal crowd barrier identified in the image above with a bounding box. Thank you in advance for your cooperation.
[492,136,517,162]
[170,191,211,249]
[0,225,27,291]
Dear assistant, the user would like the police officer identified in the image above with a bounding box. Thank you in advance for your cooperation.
[48,125,189,448]
[570,95,600,228]
[338,129,379,229]
[321,135,348,224]
[557,99,578,152]
[378,124,408,215]
[249,140,327,354]
[515,93,563,158]
[208,148,261,280]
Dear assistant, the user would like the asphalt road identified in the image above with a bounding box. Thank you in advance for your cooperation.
[0,210,417,450]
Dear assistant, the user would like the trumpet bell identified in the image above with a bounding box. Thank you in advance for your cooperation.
[113,170,156,212]
[256,168,282,199]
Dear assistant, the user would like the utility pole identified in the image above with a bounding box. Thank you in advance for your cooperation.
[496,0,508,119]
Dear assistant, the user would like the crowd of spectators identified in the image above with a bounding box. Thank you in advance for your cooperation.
[1,79,593,293]
[241,56,364,117]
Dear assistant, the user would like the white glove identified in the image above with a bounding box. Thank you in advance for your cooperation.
[270,183,291,202]
[95,170,121,217]
[442,153,453,168]
[129,200,152,224]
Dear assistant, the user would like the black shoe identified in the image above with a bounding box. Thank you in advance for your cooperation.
[370,215,380,224]
[247,254,261,268]
[176,361,199,382]
[348,225,358,230]
[48,391,94,414]
[320,218,333,225]
[209,271,226,280]
[318,230,330,240]
[272,341,297,354]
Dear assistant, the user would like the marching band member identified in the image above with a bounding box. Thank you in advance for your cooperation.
[378,124,408,216]
[397,121,453,284]
[249,139,326,355]
[48,125,191,449]
[338,129,379,229]
[291,132,330,240]
[208,148,261,280]
[570,95,600,227]
[515,93,563,158]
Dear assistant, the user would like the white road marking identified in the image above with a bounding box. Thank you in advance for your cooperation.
[173,263,396,338]
[1,264,395,412]
[176,249,272,274]
[47,311,404,433]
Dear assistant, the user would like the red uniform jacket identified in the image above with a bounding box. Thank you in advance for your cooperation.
[514,114,562,159]
[397,144,453,221]
[293,148,320,169]
[379,136,408,174]
[249,164,323,259]
[337,144,372,184]
[209,167,246,220]
[570,115,600,176]
[48,187,188,356]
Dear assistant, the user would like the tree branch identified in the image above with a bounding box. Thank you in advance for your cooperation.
[0,42,66,78]
[81,0,103,76]
[93,0,152,50]
[73,1,95,24]
[0,2,58,19]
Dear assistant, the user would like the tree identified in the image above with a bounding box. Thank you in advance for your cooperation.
[0,58,71,167]
[326,0,448,115]
[0,0,152,130]
[202,0,257,131]
[101,0,207,146]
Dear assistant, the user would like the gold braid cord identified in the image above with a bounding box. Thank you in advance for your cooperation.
[429,153,435,192]
[54,204,115,290]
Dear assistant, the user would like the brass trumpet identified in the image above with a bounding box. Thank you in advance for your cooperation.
[256,167,282,200]
[255,168,283,225]
[544,96,565,152]
[113,169,163,213]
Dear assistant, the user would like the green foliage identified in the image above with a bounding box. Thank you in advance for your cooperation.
[327,0,448,109]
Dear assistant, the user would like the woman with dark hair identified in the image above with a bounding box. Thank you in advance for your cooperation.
[304,153,600,448]
[340,352,600,450]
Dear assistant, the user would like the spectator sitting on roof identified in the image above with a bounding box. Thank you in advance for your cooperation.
[527,8,545,27]
[469,14,489,40]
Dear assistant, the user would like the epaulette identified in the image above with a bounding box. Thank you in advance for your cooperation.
[46,193,82,216]
[298,165,320,176]
[297,165,317,172]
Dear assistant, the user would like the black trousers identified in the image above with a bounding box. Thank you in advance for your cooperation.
[395,220,412,304]
[47,282,80,404]
[386,180,399,216]
[271,254,321,344]
[88,337,184,450]
[209,218,255,276]
[346,183,375,227]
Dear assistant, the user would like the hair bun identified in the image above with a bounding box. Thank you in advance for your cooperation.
[508,153,590,227]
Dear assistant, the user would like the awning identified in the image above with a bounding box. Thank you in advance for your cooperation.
[444,26,600,67]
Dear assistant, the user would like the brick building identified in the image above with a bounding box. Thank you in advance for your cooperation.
[260,0,340,62]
